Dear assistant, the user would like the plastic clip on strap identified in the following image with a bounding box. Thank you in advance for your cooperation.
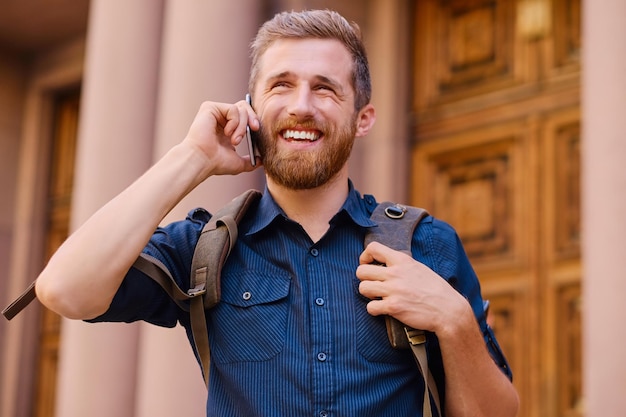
[405,327,441,417]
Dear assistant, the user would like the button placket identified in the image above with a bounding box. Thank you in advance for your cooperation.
[307,243,332,413]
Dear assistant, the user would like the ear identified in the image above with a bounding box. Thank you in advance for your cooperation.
[354,104,376,138]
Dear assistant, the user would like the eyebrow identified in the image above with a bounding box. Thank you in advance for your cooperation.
[266,71,346,94]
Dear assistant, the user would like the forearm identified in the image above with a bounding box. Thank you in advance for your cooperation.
[36,143,209,320]
[438,302,519,417]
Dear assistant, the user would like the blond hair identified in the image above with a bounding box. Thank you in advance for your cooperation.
[249,9,371,111]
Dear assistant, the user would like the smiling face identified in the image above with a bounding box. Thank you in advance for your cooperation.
[253,38,367,190]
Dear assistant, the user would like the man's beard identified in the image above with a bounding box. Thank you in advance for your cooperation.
[257,116,357,190]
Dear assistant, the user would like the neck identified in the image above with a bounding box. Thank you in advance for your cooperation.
[267,170,349,242]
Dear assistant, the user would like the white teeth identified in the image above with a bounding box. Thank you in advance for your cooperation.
[284,129,319,141]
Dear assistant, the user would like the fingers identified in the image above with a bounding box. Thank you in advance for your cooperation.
[358,241,382,266]
[356,243,465,331]
[183,100,262,176]
[364,298,389,317]
[358,241,405,267]
[357,242,428,319]
[190,100,258,145]
[223,99,259,147]
[356,242,409,302]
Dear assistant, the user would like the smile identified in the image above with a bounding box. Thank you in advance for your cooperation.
[282,129,321,142]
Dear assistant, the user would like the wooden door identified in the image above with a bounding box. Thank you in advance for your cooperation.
[33,89,80,417]
[409,1,581,416]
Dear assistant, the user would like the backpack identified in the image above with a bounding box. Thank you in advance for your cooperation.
[3,189,440,417]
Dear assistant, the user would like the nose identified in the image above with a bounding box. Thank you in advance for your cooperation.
[286,84,315,119]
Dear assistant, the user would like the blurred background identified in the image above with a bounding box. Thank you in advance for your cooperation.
[0,1,623,416]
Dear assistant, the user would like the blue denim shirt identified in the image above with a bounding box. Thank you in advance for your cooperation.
[91,181,511,417]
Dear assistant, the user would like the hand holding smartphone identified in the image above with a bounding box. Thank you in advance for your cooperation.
[245,93,259,166]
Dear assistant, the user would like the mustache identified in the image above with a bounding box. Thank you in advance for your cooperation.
[271,118,326,133]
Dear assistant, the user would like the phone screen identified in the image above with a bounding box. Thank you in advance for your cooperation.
[245,93,258,166]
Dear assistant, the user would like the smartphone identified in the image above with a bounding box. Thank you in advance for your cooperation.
[245,93,258,166]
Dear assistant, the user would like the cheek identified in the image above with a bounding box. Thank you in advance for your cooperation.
[257,107,281,134]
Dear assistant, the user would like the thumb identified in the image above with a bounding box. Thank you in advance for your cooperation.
[359,241,391,265]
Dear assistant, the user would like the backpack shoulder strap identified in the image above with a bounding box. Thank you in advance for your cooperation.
[185,189,261,386]
[365,202,428,255]
[133,188,261,387]
[365,201,440,417]
[131,189,261,308]
[190,189,262,309]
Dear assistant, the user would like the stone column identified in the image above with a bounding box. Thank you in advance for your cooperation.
[352,0,411,202]
[582,0,626,415]
[54,1,164,417]
[133,1,263,417]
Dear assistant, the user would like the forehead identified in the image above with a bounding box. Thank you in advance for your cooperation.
[257,38,353,85]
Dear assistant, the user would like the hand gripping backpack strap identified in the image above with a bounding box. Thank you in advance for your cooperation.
[365,202,441,417]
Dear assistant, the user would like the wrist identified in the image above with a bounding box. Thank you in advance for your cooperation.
[435,295,477,340]
[167,142,214,186]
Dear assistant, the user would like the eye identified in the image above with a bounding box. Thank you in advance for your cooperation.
[271,81,290,90]
[314,84,334,92]
[313,85,337,97]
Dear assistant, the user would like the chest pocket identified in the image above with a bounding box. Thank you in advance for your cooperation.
[353,279,413,364]
[209,270,291,363]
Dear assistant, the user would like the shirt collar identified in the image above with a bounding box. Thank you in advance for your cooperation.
[245,180,377,236]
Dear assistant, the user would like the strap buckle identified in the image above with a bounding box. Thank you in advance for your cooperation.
[188,266,208,297]
[405,327,426,345]
[188,287,206,297]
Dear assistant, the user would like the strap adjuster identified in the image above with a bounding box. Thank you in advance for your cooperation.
[188,287,206,297]
[405,328,426,345]
[189,266,208,297]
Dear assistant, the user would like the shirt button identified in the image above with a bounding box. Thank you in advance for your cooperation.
[242,291,251,301]
[317,352,327,362]
[320,411,329,417]
[310,248,319,257]
[315,297,325,306]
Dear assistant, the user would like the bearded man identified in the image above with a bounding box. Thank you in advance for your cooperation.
[35,9,519,417]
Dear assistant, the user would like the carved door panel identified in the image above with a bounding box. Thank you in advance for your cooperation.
[410,1,581,416]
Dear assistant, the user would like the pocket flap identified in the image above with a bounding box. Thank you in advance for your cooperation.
[221,271,291,307]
